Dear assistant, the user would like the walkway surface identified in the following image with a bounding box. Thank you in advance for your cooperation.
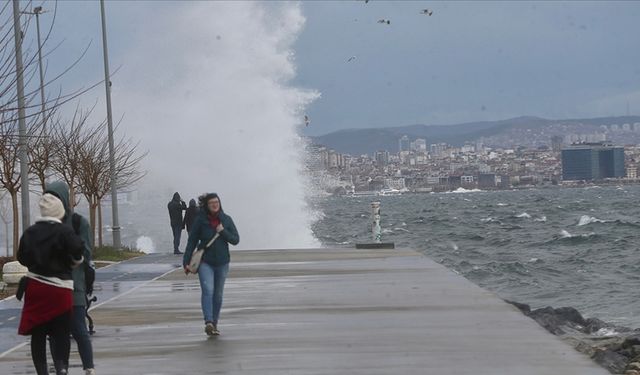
[0,248,608,375]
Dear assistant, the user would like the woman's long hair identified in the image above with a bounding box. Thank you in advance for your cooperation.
[198,192,223,215]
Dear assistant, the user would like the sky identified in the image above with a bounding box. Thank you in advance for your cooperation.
[29,1,640,136]
[10,0,640,249]
[293,1,640,135]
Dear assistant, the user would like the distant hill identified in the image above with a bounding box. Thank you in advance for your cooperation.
[310,116,640,155]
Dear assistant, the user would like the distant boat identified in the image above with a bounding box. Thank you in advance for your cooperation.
[378,188,402,196]
[348,191,377,197]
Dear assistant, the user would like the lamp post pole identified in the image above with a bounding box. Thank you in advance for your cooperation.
[12,0,30,230]
[99,0,121,248]
[20,6,47,129]
[33,7,46,129]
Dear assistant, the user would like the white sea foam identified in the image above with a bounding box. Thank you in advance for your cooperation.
[116,2,320,250]
[516,212,531,219]
[136,236,154,253]
[534,216,547,222]
[559,229,596,239]
[446,187,483,194]
[577,215,605,226]
[559,229,573,238]
[594,327,619,337]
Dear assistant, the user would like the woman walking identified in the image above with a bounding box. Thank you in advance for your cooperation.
[17,193,84,374]
[183,193,239,336]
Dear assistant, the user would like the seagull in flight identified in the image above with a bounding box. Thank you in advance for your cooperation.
[304,115,311,127]
[377,19,391,25]
[421,9,434,16]
[347,56,356,62]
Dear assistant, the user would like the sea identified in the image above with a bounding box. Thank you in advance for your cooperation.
[311,185,640,329]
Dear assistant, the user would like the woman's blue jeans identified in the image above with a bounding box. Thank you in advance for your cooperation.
[197,262,229,324]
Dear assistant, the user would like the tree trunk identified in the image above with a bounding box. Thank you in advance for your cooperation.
[88,198,97,250]
[37,174,46,193]
[97,200,103,247]
[5,221,9,257]
[11,191,19,259]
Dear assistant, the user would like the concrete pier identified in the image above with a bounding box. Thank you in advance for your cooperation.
[0,248,608,374]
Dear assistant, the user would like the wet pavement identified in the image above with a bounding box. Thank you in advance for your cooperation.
[0,253,182,355]
[0,248,609,374]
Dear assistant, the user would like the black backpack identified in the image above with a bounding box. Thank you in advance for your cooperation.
[72,213,96,295]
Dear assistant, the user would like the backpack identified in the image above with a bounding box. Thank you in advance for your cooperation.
[72,213,96,295]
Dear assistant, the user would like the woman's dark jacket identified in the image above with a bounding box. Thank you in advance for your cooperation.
[168,193,186,228]
[17,220,84,280]
[45,181,93,306]
[183,200,198,233]
[183,209,239,267]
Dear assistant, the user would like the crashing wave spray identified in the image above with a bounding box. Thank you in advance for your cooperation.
[113,2,320,250]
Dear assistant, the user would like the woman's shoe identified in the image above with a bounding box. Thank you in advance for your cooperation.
[205,322,215,336]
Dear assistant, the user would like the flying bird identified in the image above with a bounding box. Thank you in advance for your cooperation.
[304,115,310,127]
[347,56,356,62]
[421,9,434,16]
[377,19,391,25]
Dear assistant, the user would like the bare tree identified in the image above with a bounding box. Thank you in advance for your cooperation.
[49,105,99,208]
[0,113,30,256]
[28,104,60,191]
[77,121,147,247]
[0,1,103,245]
[76,120,108,247]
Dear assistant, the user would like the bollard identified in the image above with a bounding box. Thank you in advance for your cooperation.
[2,261,27,285]
[371,201,382,243]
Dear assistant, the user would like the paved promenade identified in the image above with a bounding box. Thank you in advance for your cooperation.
[0,248,608,374]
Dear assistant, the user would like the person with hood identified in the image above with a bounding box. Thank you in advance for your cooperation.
[17,193,84,375]
[167,192,187,254]
[45,181,96,375]
[183,193,239,336]
[183,198,198,234]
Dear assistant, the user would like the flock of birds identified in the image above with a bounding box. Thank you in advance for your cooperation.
[378,8,434,26]
[304,2,435,127]
[352,3,435,64]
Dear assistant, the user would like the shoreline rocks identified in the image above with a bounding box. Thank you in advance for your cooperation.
[506,300,640,374]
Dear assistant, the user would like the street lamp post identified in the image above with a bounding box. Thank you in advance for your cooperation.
[11,0,30,230]
[21,6,47,129]
[33,6,46,129]
[99,0,121,248]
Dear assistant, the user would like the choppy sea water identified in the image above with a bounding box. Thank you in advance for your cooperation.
[311,185,640,328]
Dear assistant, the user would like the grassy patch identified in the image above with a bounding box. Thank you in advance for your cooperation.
[93,246,144,262]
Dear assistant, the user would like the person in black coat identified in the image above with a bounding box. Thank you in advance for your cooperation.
[17,193,84,375]
[167,192,187,254]
[183,198,198,234]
